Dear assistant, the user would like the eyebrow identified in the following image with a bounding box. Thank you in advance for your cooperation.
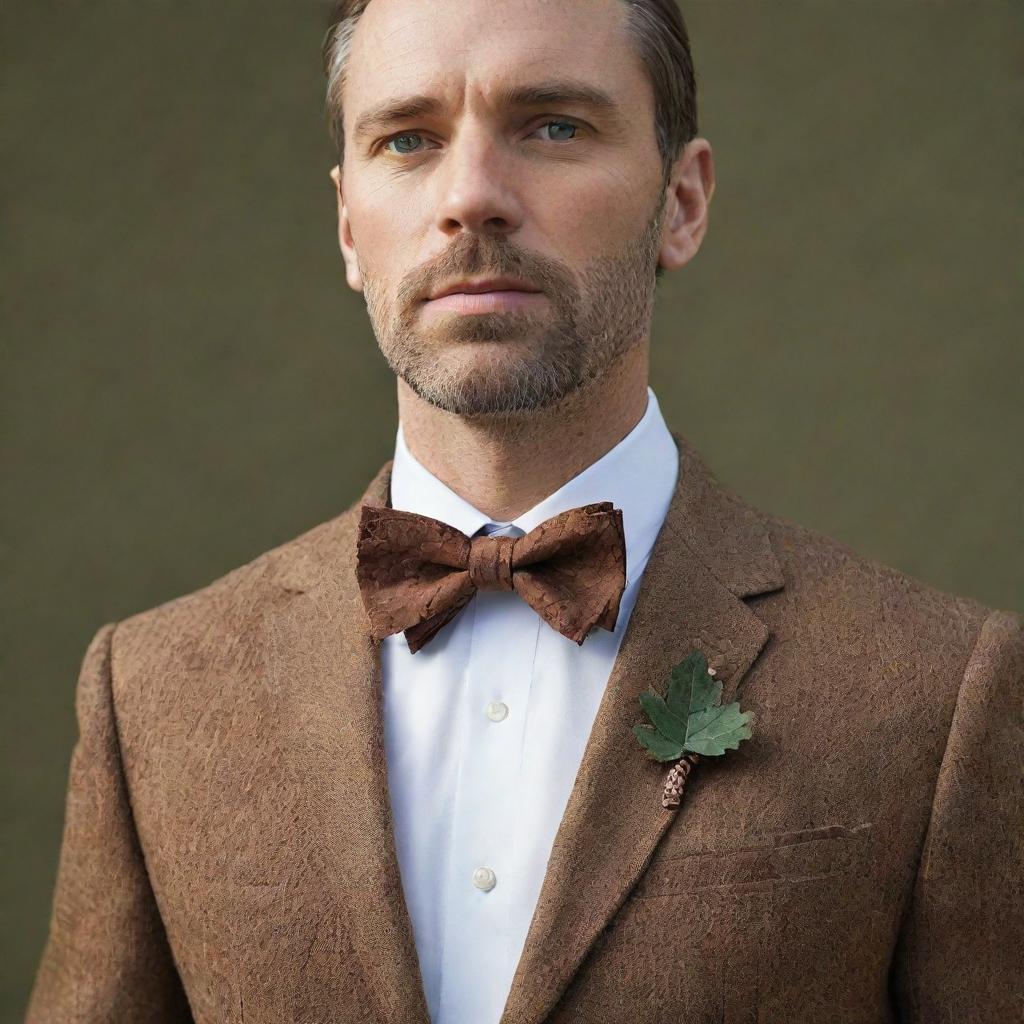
[351,79,622,143]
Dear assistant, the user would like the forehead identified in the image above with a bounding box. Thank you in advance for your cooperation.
[343,0,645,127]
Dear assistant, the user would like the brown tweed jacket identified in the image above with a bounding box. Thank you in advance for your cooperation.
[26,431,1023,1023]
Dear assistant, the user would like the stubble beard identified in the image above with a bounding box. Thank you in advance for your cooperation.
[360,194,667,418]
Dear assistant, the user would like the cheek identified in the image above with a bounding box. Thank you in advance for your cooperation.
[346,183,425,269]
[532,176,657,259]
[348,215,398,278]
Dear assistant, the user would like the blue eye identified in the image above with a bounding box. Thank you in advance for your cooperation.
[384,133,426,155]
[379,120,580,157]
[540,120,578,141]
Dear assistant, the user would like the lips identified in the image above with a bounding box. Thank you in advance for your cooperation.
[421,288,547,315]
[427,278,541,301]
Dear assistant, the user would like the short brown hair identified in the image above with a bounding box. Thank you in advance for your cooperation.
[321,0,698,189]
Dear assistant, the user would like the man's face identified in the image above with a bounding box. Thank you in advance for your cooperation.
[333,0,671,417]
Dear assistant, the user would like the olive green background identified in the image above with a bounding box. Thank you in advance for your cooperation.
[4,1,1021,1015]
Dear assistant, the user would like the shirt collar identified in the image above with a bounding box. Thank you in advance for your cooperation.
[388,386,680,583]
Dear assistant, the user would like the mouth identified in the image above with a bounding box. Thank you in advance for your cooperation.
[422,277,546,316]
[422,290,548,315]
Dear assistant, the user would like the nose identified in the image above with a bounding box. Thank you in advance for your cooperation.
[432,124,525,238]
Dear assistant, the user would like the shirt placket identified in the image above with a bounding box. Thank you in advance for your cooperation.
[437,538,538,1024]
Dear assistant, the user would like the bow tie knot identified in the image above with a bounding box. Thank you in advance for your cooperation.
[468,533,518,592]
[355,500,627,653]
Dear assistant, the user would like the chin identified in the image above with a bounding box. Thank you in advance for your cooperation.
[400,350,583,418]
[445,341,542,376]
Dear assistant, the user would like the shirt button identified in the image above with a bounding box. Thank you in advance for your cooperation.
[484,700,509,722]
[472,866,497,892]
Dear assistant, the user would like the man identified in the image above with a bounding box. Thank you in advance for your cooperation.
[26,0,1022,1021]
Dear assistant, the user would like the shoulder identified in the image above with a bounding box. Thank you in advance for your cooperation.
[109,498,364,676]
[754,504,1018,682]
[740,505,1021,822]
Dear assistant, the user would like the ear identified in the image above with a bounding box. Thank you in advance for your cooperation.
[658,138,716,272]
[329,164,364,293]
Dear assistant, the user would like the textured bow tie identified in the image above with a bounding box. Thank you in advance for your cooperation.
[355,501,627,653]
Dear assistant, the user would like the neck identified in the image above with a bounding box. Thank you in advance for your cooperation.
[396,341,651,522]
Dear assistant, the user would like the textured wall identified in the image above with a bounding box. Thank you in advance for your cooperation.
[4,1,1021,1014]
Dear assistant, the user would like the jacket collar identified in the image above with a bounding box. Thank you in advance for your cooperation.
[269,429,784,1023]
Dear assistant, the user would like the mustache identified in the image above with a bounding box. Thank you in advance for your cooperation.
[399,236,573,307]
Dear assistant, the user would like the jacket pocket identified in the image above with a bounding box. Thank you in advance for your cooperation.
[632,821,872,897]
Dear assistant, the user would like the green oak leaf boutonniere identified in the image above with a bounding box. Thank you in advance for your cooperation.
[633,648,756,808]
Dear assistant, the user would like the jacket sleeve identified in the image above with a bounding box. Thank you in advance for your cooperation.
[889,607,1024,1021]
[25,621,194,1023]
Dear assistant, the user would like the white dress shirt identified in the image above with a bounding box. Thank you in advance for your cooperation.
[381,386,679,1024]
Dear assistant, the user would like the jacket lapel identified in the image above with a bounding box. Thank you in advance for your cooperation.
[266,428,783,1024]
[498,430,785,1024]
[264,458,431,1022]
